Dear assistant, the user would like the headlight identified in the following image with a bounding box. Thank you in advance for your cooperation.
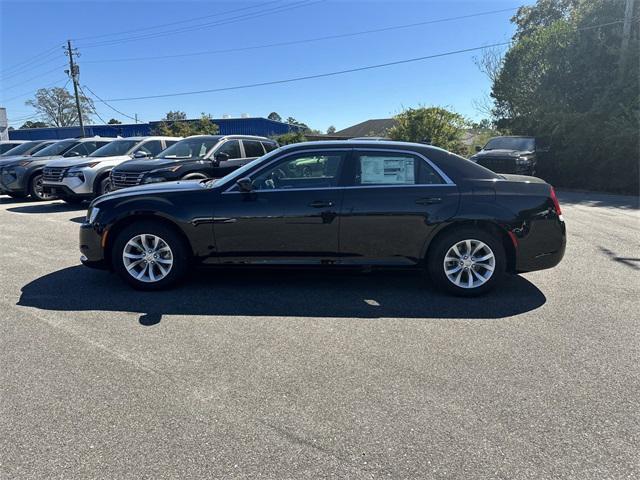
[142,177,166,184]
[65,170,85,178]
[150,165,181,173]
[516,156,531,165]
[87,206,100,224]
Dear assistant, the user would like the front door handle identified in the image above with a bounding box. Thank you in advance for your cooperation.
[415,197,442,205]
[309,200,334,208]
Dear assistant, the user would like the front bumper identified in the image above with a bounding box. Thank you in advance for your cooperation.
[0,167,27,194]
[43,183,93,199]
[42,174,94,196]
[79,222,108,269]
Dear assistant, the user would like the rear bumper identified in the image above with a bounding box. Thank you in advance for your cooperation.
[515,217,566,273]
[79,222,108,269]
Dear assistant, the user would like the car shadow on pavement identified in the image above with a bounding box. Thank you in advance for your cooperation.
[18,266,546,324]
[7,202,87,213]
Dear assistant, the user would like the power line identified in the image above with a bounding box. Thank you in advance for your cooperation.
[102,17,632,103]
[105,41,514,102]
[0,52,65,82]
[72,0,284,41]
[0,45,61,77]
[1,77,68,103]
[78,0,323,48]
[82,84,143,123]
[83,7,519,64]
[2,64,67,92]
[78,84,110,125]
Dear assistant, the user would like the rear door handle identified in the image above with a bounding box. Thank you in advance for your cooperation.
[309,200,334,208]
[415,197,442,205]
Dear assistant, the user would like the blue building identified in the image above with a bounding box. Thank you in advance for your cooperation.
[8,117,300,140]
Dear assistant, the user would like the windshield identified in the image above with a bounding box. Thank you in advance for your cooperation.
[484,137,535,151]
[90,139,139,157]
[158,137,219,160]
[33,140,77,157]
[0,143,22,154]
[0,141,41,156]
[209,148,282,188]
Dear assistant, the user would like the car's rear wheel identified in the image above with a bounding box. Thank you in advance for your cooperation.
[112,222,190,290]
[29,173,55,201]
[427,228,506,296]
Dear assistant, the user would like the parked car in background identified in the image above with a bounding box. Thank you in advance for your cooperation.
[0,140,27,155]
[81,140,566,295]
[41,136,181,204]
[469,136,545,176]
[110,135,278,190]
[0,140,56,160]
[0,137,115,200]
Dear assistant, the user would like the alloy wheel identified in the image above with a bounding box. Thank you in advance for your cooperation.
[443,239,495,289]
[33,175,54,200]
[122,234,174,283]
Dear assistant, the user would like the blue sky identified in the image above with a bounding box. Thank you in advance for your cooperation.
[1,0,523,131]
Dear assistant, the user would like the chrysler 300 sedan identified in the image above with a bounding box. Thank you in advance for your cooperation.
[80,140,566,296]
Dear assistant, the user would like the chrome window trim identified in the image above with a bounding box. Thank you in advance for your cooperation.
[221,147,456,194]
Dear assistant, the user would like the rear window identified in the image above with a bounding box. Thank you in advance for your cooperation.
[262,141,278,152]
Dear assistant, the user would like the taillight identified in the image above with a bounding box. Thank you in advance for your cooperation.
[550,186,562,215]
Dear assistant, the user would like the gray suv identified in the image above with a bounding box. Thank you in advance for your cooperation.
[42,136,180,204]
[0,137,115,200]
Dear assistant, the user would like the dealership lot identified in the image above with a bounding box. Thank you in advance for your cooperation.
[0,192,638,478]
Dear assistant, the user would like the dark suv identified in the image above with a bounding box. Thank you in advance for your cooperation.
[110,135,278,190]
[470,136,543,176]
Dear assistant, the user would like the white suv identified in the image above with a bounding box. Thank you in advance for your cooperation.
[42,136,180,203]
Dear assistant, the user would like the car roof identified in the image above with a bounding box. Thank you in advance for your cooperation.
[183,134,273,141]
[109,136,182,141]
[278,139,451,153]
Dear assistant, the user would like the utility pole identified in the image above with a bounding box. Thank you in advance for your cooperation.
[620,0,636,78]
[64,40,85,137]
[134,113,138,124]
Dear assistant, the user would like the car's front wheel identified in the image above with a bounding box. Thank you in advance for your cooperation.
[29,173,56,201]
[427,228,506,296]
[99,177,112,196]
[112,222,190,290]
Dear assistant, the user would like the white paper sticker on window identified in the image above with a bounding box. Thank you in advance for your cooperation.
[360,156,415,184]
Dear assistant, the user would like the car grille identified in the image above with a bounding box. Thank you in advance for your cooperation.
[111,170,144,190]
[42,167,68,183]
[476,157,517,174]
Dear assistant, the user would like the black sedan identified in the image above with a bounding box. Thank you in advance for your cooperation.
[80,140,566,295]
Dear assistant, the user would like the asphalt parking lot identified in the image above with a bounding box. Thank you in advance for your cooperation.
[0,191,638,479]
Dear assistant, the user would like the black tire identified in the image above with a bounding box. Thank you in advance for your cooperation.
[112,221,190,291]
[427,227,506,297]
[29,173,56,201]
[99,177,113,195]
[60,196,84,205]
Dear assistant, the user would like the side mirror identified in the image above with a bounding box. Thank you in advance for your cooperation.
[133,151,150,159]
[236,177,253,192]
[475,145,482,152]
[214,152,231,162]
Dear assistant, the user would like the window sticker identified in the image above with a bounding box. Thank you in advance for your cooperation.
[360,156,415,184]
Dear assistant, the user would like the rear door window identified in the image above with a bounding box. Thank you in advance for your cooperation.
[262,141,278,152]
[353,152,444,186]
[242,140,265,158]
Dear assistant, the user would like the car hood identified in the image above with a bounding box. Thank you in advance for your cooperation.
[115,158,197,172]
[1,155,66,168]
[93,179,204,206]
[46,155,131,168]
[471,149,533,159]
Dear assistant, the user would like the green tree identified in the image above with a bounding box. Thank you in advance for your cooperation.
[267,112,282,122]
[274,131,307,145]
[20,120,48,129]
[163,110,187,121]
[326,125,336,134]
[108,118,122,124]
[489,0,639,193]
[388,106,468,154]
[154,113,219,137]
[25,87,94,127]
[286,117,310,132]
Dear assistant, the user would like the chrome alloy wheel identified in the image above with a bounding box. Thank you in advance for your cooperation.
[443,239,495,289]
[122,234,173,283]
[33,175,54,200]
